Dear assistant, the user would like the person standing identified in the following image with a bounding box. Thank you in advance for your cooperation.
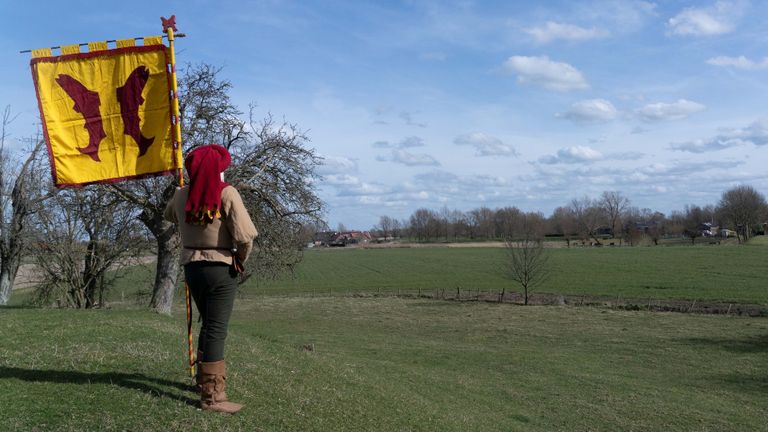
[164,144,258,413]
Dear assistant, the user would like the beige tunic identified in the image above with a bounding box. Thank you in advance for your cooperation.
[164,185,258,266]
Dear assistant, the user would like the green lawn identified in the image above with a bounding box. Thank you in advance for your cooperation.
[249,240,768,305]
[1,297,766,431]
[11,237,767,308]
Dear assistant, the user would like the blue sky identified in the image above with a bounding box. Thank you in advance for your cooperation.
[2,0,768,229]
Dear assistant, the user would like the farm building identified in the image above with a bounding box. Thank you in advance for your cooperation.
[313,231,372,247]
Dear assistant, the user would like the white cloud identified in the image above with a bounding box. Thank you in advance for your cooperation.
[373,136,426,149]
[538,145,604,164]
[609,152,645,161]
[317,155,358,175]
[502,55,589,92]
[336,181,389,197]
[572,1,657,33]
[357,196,408,207]
[557,99,618,122]
[413,171,510,196]
[669,138,742,153]
[454,132,518,157]
[524,21,609,44]
[399,111,427,128]
[374,136,439,166]
[322,174,361,186]
[670,119,768,153]
[706,55,768,70]
[398,136,426,147]
[638,160,744,177]
[667,1,745,36]
[524,159,749,206]
[636,99,706,122]
[377,149,440,166]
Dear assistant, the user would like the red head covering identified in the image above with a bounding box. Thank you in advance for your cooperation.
[184,144,231,224]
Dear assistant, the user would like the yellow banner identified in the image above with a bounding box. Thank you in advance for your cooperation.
[143,36,163,46]
[31,48,52,58]
[31,45,176,187]
[116,39,135,48]
[88,41,108,52]
[60,44,81,55]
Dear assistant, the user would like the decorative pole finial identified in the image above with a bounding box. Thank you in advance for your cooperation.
[161,15,177,33]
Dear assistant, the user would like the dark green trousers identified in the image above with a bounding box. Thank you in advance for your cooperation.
[184,261,238,362]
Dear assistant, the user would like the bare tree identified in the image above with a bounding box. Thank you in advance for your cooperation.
[600,191,629,244]
[672,204,714,245]
[472,207,496,240]
[30,187,149,308]
[378,215,395,240]
[438,206,451,241]
[409,208,434,241]
[569,196,605,245]
[646,212,666,246]
[718,185,767,243]
[227,112,323,282]
[0,107,51,305]
[447,209,467,240]
[621,206,644,246]
[110,64,323,313]
[495,206,522,239]
[549,206,578,247]
[503,213,549,305]
[392,218,403,239]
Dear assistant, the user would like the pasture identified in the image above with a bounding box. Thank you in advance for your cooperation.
[250,240,768,306]
[2,239,767,430]
[2,297,766,431]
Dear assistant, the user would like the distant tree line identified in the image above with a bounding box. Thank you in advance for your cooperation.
[370,187,768,246]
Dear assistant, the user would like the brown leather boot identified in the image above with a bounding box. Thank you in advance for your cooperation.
[199,360,243,413]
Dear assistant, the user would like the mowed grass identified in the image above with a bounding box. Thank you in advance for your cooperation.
[249,240,768,304]
[1,297,766,431]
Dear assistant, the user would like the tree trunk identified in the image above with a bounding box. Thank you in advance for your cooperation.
[83,241,98,308]
[0,257,19,305]
[141,206,180,315]
[150,230,180,315]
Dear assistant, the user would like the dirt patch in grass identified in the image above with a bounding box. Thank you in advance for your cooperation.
[348,241,570,249]
[12,256,156,291]
[349,290,768,317]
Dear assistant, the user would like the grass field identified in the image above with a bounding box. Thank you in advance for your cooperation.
[10,237,768,308]
[3,238,766,430]
[248,239,768,305]
[2,297,767,431]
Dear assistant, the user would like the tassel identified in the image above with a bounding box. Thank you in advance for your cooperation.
[186,206,222,225]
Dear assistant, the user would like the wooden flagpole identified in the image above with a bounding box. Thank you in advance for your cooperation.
[163,16,185,188]
[162,15,195,379]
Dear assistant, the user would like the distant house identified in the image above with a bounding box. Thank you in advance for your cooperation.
[624,220,661,234]
[720,228,737,238]
[314,230,372,247]
[698,222,719,237]
[332,231,372,246]
[313,231,337,247]
[595,226,613,238]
